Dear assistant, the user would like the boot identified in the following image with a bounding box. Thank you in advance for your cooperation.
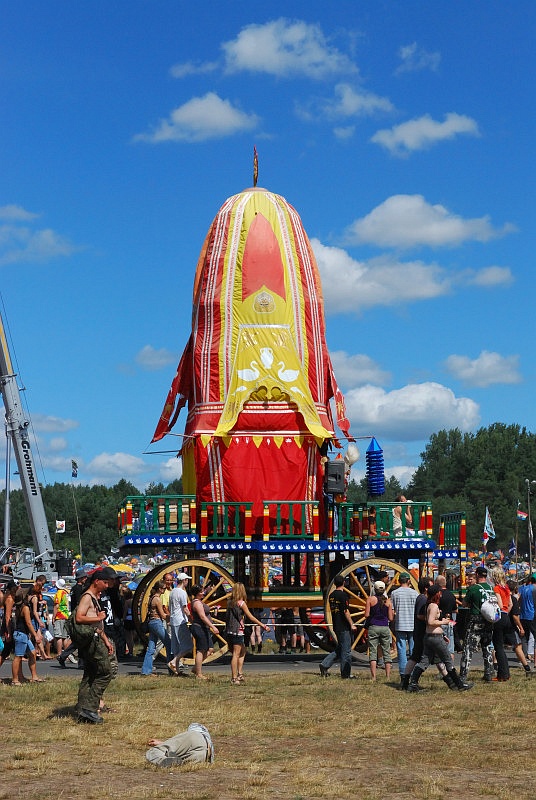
[442,672,457,690]
[400,674,410,691]
[257,643,262,653]
[449,668,473,691]
[407,666,425,692]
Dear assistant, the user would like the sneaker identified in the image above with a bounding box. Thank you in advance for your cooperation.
[67,654,78,664]
[319,664,329,678]
[57,657,67,669]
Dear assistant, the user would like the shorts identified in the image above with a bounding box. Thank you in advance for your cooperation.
[53,619,69,639]
[13,630,35,657]
[191,623,212,652]
[504,626,522,648]
[368,625,393,663]
[226,633,245,647]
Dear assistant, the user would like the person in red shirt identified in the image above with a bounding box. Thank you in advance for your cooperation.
[491,566,513,681]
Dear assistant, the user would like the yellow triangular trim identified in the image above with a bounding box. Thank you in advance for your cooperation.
[200,434,212,448]
[253,436,263,448]
[274,436,284,448]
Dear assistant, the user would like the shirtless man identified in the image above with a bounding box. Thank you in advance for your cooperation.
[75,570,114,724]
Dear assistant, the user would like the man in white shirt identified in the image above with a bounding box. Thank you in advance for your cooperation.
[168,572,193,674]
[390,572,418,685]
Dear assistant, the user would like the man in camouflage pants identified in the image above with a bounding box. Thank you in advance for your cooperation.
[75,570,114,724]
[459,566,494,683]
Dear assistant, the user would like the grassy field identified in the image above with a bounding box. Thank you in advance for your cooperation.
[2,666,534,800]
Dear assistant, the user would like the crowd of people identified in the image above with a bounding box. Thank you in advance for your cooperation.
[318,565,536,688]
[1,562,535,720]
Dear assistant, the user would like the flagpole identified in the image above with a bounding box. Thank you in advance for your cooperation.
[70,460,82,565]
[515,519,519,580]
[69,483,82,565]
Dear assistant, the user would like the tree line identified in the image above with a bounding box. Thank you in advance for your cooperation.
[2,422,536,559]
[345,423,536,553]
[0,478,183,564]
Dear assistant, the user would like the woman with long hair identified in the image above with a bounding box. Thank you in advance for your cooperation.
[491,566,513,681]
[189,584,219,680]
[11,589,44,684]
[141,580,170,676]
[226,583,269,685]
[408,585,472,692]
[0,580,18,674]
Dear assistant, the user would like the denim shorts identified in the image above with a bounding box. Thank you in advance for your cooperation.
[13,630,35,657]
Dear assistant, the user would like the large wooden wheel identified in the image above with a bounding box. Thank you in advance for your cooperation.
[324,558,419,655]
[133,558,235,664]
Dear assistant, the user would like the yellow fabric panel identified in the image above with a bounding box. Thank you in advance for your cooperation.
[219,191,308,401]
[182,441,196,495]
[214,325,330,439]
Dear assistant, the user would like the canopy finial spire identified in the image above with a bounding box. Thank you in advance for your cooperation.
[253,145,258,187]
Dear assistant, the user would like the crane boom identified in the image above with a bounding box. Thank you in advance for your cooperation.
[0,311,57,576]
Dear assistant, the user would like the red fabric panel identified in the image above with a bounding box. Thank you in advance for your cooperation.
[241,213,286,301]
[194,437,325,529]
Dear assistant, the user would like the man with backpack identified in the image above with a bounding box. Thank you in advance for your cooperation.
[459,566,495,683]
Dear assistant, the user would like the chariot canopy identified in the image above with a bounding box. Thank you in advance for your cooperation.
[152,186,351,517]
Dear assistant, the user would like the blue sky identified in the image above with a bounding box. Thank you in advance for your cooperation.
[1,1,535,494]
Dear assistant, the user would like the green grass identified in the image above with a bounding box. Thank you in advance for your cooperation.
[1,667,534,800]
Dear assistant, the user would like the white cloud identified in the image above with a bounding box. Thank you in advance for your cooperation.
[333,126,355,140]
[136,345,178,371]
[445,351,522,388]
[330,350,390,387]
[371,113,479,155]
[169,60,218,78]
[0,221,77,266]
[344,382,480,441]
[322,83,394,118]
[312,238,450,313]
[31,414,79,433]
[467,266,514,287]
[0,204,39,221]
[386,464,417,487]
[86,452,147,479]
[48,437,69,452]
[159,456,183,483]
[395,42,441,74]
[134,92,259,143]
[222,18,357,79]
[346,194,515,249]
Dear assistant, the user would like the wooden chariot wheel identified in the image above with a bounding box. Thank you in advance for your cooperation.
[133,558,235,664]
[324,558,419,655]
